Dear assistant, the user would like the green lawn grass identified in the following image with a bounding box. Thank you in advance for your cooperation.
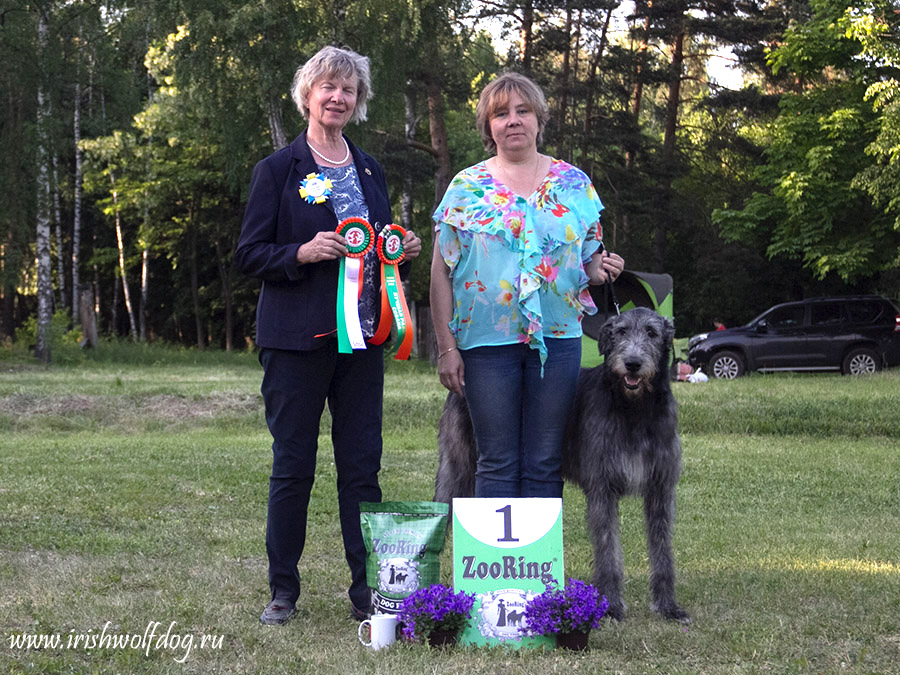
[2,345,899,673]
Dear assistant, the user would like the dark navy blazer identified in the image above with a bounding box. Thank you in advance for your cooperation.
[235,131,408,351]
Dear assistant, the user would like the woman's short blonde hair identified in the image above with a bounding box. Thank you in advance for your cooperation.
[475,72,550,153]
[291,46,373,123]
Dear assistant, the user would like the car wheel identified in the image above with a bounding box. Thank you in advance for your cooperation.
[709,350,745,379]
[842,347,880,375]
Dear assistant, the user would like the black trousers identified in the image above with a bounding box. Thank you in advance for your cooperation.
[259,342,384,609]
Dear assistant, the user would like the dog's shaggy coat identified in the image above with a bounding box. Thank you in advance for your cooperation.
[434,307,690,622]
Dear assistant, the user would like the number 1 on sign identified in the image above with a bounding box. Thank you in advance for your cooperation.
[496,505,520,542]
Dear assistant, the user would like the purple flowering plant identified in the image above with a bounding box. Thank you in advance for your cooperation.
[520,578,609,636]
[397,584,475,641]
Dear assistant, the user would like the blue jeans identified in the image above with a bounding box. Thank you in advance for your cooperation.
[461,338,582,498]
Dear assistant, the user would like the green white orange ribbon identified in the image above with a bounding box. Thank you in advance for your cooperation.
[336,218,375,353]
[369,224,414,360]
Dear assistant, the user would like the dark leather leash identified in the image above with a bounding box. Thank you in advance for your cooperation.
[606,267,620,317]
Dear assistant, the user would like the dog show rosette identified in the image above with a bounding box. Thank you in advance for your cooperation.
[336,217,375,353]
[368,224,414,360]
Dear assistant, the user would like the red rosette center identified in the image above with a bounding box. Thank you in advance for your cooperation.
[337,217,375,258]
[377,224,407,264]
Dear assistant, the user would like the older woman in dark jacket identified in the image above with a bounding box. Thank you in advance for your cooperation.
[235,46,421,626]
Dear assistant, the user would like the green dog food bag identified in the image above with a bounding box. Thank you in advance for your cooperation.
[360,501,449,615]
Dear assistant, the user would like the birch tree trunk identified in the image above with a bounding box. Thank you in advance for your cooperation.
[140,26,152,342]
[72,69,83,327]
[140,243,149,341]
[35,11,53,363]
[401,86,416,231]
[267,95,288,151]
[52,153,67,313]
[110,172,138,340]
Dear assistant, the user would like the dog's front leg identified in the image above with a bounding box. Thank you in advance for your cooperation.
[644,487,690,623]
[585,489,626,620]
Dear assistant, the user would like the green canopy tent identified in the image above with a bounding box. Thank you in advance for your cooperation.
[582,270,674,341]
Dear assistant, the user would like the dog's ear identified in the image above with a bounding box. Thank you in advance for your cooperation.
[662,316,675,351]
[598,316,615,358]
[661,316,676,369]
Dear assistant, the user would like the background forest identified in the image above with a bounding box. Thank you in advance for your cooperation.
[2,0,900,362]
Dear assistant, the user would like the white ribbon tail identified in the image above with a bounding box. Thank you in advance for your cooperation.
[343,258,366,350]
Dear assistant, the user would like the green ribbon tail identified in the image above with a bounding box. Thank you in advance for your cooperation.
[384,265,405,348]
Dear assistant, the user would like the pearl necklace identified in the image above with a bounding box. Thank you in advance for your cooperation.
[308,137,350,165]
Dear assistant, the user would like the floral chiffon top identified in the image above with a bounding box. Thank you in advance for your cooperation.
[433,158,604,362]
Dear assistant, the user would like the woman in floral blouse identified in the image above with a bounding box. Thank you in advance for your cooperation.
[430,72,624,498]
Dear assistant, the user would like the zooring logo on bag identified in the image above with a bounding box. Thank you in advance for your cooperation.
[376,558,420,594]
[360,501,449,615]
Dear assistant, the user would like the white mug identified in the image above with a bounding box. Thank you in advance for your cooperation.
[358,613,399,650]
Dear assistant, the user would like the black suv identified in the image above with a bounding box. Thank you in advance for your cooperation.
[688,296,900,379]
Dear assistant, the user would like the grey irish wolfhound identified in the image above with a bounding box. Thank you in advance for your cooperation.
[433,307,690,623]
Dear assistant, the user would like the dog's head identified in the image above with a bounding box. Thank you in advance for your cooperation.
[598,308,674,398]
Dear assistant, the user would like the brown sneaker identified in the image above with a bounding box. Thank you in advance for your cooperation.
[260,599,296,625]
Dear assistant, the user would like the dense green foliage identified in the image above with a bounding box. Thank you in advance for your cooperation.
[1,350,898,672]
[2,0,899,356]
[715,0,900,284]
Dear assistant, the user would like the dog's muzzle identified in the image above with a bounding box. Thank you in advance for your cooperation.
[623,358,643,390]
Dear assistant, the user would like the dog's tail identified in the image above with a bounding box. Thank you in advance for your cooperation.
[433,392,477,506]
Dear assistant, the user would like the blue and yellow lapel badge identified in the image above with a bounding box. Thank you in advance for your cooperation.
[299,173,333,204]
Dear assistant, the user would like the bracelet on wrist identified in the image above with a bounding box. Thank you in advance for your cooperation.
[438,346,458,359]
